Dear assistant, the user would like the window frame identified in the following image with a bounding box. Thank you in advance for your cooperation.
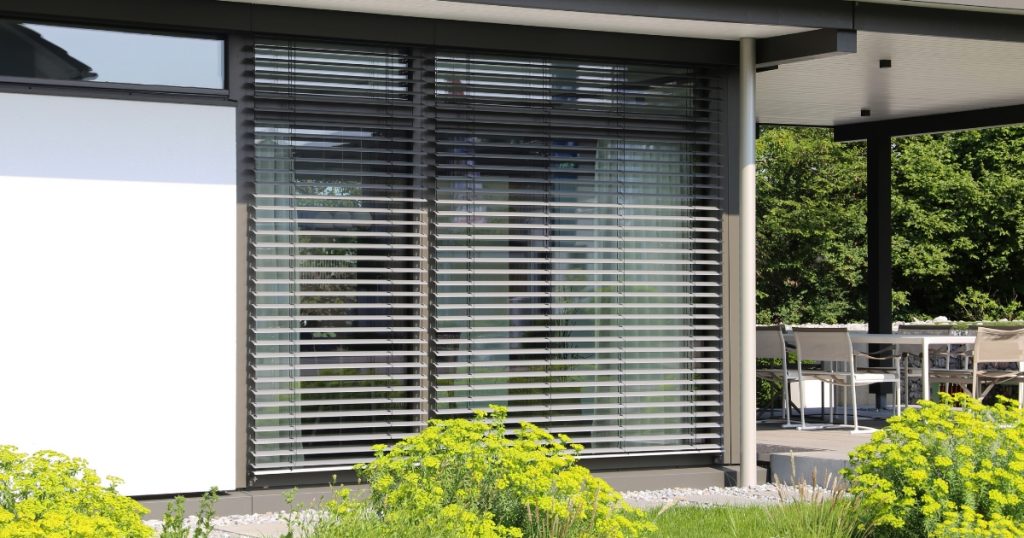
[0,17,230,105]
[245,35,727,484]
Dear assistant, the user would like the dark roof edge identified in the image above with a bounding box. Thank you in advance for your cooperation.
[456,0,1024,43]
[450,0,854,29]
[0,0,738,66]
[835,103,1024,141]
[855,3,1024,43]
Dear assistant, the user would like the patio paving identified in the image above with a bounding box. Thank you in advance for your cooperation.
[757,412,889,486]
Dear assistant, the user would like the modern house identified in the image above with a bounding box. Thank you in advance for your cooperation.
[2,0,1024,497]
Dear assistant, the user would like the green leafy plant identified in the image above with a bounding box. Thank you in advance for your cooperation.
[329,405,656,538]
[0,445,152,537]
[160,487,219,538]
[844,393,1024,537]
[160,497,188,538]
[954,288,1024,322]
[284,486,519,538]
[280,485,376,538]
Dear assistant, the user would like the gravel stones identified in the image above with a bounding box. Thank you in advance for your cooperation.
[143,511,292,538]
[621,484,839,509]
[143,485,840,535]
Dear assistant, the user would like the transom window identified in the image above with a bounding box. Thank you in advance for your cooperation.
[0,19,224,88]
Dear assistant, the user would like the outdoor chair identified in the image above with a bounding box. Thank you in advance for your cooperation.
[898,324,971,401]
[793,327,901,434]
[969,327,1024,406]
[755,324,797,427]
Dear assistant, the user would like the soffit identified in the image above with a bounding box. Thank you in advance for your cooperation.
[220,0,806,40]
[757,31,1024,127]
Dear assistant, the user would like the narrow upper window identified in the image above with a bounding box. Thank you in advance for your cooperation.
[0,20,225,88]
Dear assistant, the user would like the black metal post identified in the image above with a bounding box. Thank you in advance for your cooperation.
[867,133,893,408]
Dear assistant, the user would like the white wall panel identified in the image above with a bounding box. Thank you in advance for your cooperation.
[0,93,237,496]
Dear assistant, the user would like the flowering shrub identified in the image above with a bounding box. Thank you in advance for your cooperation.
[843,393,1024,537]
[352,405,656,538]
[0,445,152,537]
[284,486,525,538]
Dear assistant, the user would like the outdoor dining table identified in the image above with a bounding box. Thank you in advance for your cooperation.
[847,332,976,401]
[782,330,978,402]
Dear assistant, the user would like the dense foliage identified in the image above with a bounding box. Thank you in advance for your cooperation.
[756,126,868,323]
[0,445,152,538]
[844,393,1024,537]
[756,126,1024,323]
[285,406,654,538]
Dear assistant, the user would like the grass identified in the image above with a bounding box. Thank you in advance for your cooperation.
[647,480,873,538]
[649,505,776,537]
[649,500,871,538]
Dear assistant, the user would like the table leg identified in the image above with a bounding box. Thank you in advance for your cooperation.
[922,341,931,401]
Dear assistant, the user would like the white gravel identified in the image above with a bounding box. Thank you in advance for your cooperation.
[143,485,842,535]
[144,511,292,538]
[620,484,841,509]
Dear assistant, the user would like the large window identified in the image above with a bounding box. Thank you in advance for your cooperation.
[250,38,723,478]
[251,41,427,475]
[0,19,224,88]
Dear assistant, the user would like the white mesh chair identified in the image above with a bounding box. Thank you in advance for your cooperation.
[755,324,797,427]
[970,327,1024,405]
[899,324,971,400]
[793,327,901,434]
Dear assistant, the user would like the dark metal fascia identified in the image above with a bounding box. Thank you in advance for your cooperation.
[756,29,856,68]
[835,104,1024,142]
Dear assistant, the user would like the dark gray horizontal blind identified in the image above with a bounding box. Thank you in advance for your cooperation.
[249,38,725,477]
[431,53,724,456]
[250,39,428,476]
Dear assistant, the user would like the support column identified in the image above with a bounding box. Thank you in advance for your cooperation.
[866,134,892,334]
[738,37,757,488]
[867,134,893,407]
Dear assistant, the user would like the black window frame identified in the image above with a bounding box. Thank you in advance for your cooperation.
[0,16,231,105]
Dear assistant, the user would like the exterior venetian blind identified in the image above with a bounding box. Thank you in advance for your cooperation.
[250,39,429,475]
[431,53,724,456]
[249,38,723,477]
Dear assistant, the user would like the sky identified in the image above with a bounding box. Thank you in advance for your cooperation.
[25,23,224,88]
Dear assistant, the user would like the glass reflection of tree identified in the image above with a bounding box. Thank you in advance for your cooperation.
[291,122,422,466]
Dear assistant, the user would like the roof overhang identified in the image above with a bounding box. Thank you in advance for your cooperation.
[218,0,810,40]
[853,0,1024,16]
[757,30,1024,129]
[220,0,1024,133]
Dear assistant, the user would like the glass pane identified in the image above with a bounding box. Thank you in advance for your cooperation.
[251,39,426,473]
[433,51,723,455]
[0,20,224,88]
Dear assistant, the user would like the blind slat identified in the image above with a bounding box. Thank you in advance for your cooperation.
[250,38,723,476]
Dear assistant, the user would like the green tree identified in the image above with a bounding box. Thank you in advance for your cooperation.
[755,125,1024,324]
[890,128,1024,320]
[889,134,979,319]
[755,126,867,323]
[943,128,1024,319]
